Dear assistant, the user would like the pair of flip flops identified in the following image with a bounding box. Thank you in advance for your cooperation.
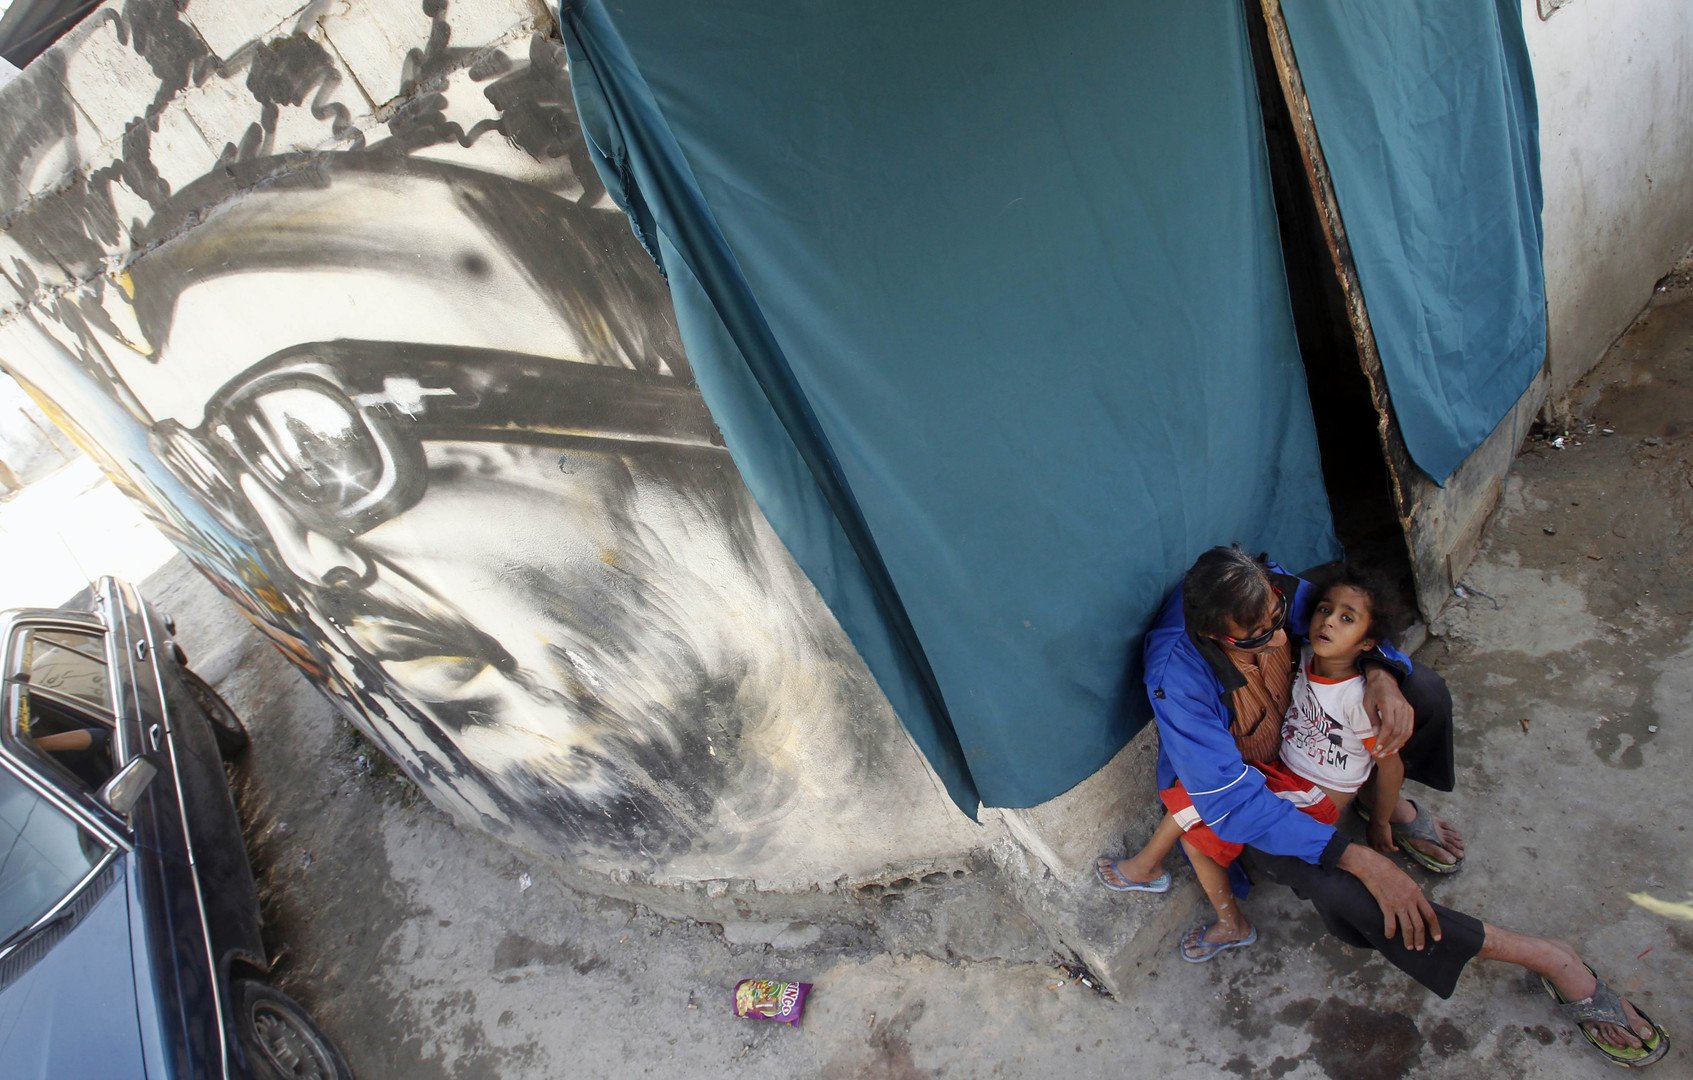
[1356,799,1464,874]
[1543,963,1670,1068]
[1094,857,1170,894]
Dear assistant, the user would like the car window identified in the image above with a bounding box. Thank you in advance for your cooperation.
[0,765,108,947]
[23,629,111,718]
[10,629,117,791]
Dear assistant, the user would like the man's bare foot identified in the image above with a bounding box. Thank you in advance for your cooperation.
[1096,856,1166,890]
[1390,798,1465,866]
[1544,943,1657,1051]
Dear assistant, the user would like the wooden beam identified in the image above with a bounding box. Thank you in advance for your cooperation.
[1255,0,1415,522]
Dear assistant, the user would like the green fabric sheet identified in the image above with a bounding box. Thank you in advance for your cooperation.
[559,1,1340,810]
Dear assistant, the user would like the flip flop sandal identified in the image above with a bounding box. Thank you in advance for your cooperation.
[1542,963,1670,1068]
[1095,858,1171,894]
[1357,799,1464,875]
[1179,922,1257,963]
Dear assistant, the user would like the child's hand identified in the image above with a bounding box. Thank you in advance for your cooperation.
[1368,817,1396,854]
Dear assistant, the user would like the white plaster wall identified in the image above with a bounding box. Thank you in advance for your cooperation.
[1523,0,1693,400]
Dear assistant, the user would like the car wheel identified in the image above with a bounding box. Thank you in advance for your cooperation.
[182,668,250,760]
[232,979,353,1080]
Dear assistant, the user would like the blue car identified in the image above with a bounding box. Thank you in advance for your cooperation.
[0,577,351,1079]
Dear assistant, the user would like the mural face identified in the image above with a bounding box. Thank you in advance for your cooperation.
[0,1,950,874]
[122,155,783,857]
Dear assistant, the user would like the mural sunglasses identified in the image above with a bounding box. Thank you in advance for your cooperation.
[1222,587,1287,650]
[149,341,723,542]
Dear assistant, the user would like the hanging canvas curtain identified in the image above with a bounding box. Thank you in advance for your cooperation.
[1281,0,1546,483]
[559,1,1339,810]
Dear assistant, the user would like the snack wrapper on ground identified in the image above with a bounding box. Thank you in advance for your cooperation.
[733,978,812,1025]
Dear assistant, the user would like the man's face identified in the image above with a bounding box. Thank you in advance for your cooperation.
[120,166,790,852]
[1213,588,1288,656]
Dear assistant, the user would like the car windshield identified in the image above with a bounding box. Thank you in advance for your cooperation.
[0,765,106,946]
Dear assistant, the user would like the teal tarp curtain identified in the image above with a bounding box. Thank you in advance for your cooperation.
[559,1,1338,812]
[1281,0,1546,483]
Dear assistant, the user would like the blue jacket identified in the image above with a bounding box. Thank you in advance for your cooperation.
[1145,563,1411,867]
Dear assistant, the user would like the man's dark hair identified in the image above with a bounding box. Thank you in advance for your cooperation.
[1182,545,1275,638]
[1306,562,1406,643]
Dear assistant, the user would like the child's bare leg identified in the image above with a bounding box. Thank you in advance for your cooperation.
[1181,836,1251,944]
[1098,813,1181,888]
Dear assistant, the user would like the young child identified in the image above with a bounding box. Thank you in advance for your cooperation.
[1096,565,1408,962]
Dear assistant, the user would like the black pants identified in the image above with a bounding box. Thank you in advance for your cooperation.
[1243,664,1478,997]
[1241,848,1484,998]
[1394,660,1455,792]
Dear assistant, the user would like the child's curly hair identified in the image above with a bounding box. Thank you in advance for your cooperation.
[1306,563,1407,644]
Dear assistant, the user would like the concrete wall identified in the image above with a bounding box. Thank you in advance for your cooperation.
[0,0,989,891]
[1523,0,1693,402]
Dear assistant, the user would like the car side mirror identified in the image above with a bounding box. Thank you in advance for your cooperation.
[100,757,158,816]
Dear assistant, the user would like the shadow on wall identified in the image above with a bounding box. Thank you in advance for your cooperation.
[0,0,960,880]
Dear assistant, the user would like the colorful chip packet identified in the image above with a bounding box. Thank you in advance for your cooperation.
[733,978,812,1026]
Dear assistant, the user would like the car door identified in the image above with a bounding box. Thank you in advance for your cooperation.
[98,585,235,1078]
[119,583,265,975]
[0,753,147,1080]
[4,604,228,1077]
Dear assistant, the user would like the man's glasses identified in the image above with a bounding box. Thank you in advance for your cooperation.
[150,340,725,542]
[1222,587,1287,650]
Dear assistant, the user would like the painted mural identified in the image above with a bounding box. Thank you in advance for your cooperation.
[0,0,966,878]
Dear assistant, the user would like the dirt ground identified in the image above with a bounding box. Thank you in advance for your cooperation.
[124,253,1693,1079]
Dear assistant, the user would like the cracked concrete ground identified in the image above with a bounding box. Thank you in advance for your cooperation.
[12,259,1691,1077]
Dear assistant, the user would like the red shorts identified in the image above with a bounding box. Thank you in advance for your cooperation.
[1160,760,1339,868]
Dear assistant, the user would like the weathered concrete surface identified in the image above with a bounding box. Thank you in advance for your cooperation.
[71,253,1679,1079]
[992,743,1198,1000]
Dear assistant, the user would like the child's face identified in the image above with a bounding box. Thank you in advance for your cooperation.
[1309,585,1376,663]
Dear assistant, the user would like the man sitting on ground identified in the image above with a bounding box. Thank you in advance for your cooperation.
[1099,545,1665,1068]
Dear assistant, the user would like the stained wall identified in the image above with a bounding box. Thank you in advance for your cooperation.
[1522,0,1693,400]
[0,0,989,889]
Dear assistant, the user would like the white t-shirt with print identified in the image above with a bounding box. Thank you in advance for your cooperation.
[1279,644,1378,793]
